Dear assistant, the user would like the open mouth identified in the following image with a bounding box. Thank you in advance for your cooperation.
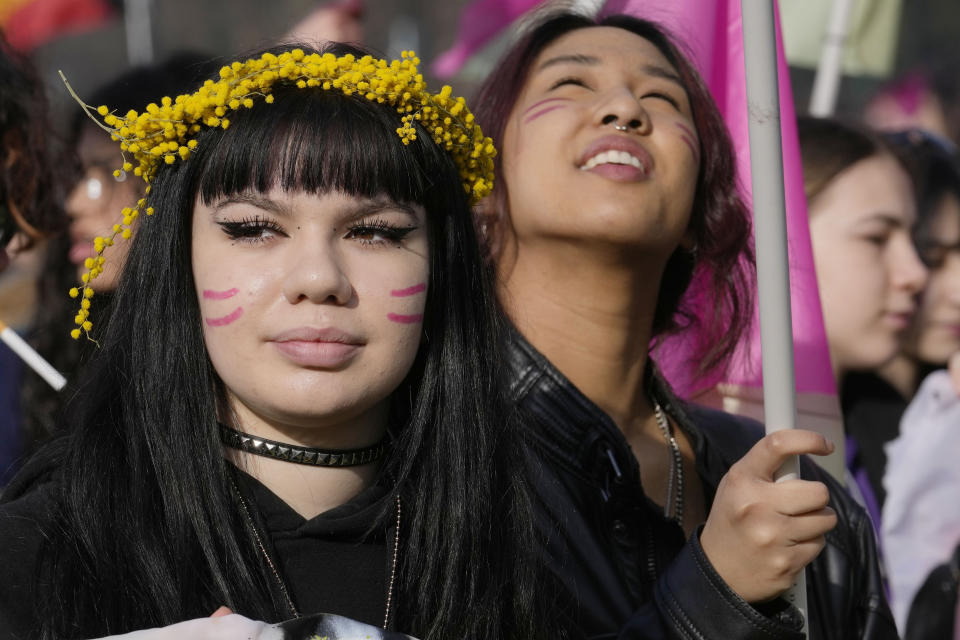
[580,149,648,173]
[576,135,653,181]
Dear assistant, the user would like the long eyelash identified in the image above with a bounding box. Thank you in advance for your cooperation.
[550,76,588,90]
[217,215,284,239]
[346,218,418,243]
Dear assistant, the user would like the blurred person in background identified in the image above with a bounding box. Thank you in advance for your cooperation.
[799,116,928,533]
[871,130,960,639]
[865,67,960,148]
[800,116,960,638]
[9,52,216,484]
[284,0,364,45]
[840,129,960,506]
[0,30,64,486]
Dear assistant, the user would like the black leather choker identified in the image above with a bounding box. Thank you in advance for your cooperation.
[219,423,387,467]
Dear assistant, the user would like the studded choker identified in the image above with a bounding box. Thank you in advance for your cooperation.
[219,423,387,467]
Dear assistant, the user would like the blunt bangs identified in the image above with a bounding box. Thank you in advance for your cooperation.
[193,85,444,207]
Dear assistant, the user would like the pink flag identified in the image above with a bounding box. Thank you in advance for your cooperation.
[432,0,547,77]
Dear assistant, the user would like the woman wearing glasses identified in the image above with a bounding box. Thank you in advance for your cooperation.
[15,53,215,474]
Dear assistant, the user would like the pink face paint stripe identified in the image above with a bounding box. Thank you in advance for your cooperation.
[675,122,696,138]
[387,313,423,324]
[523,105,566,124]
[203,288,239,300]
[205,306,243,327]
[679,134,699,158]
[675,124,699,155]
[391,282,427,297]
[521,97,569,115]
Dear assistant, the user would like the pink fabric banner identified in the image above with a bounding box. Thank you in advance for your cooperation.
[601,0,837,398]
[432,0,547,77]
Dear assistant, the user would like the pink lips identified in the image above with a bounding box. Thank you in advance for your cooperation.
[885,311,914,330]
[577,134,653,182]
[270,327,364,368]
[69,241,96,265]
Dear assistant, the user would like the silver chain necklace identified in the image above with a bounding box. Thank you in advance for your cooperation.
[230,476,401,628]
[653,400,684,526]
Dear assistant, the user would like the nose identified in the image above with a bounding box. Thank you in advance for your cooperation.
[594,87,649,134]
[892,235,929,295]
[280,236,354,306]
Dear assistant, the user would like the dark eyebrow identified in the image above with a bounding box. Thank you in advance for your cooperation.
[536,53,601,72]
[346,197,419,222]
[859,213,910,229]
[213,193,293,216]
[536,54,685,91]
[212,193,421,221]
[641,64,685,90]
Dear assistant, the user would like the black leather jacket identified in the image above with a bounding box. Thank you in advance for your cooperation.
[506,330,898,640]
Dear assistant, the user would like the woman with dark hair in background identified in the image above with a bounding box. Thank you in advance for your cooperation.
[868,130,960,640]
[0,42,551,640]
[473,12,895,639]
[15,52,216,480]
[798,116,928,530]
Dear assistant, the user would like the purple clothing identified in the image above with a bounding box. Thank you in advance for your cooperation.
[846,435,884,544]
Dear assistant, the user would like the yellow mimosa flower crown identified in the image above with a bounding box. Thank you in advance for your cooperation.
[65,49,497,340]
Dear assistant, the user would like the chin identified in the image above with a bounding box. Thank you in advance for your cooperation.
[853,345,900,373]
[916,342,957,368]
[269,393,370,422]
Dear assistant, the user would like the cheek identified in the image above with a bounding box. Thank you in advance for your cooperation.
[386,281,427,324]
[920,273,949,313]
[350,248,430,327]
[366,276,429,380]
[674,122,700,164]
[199,272,277,331]
[813,237,885,333]
[194,255,255,332]
[205,304,244,327]
[198,286,246,355]
[105,185,139,223]
[501,110,564,186]
[520,99,570,127]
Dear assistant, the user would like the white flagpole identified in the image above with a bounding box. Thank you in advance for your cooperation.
[740,0,808,634]
[124,0,154,66]
[0,320,66,391]
[809,0,857,116]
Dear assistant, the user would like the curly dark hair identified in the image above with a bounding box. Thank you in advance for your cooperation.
[0,31,63,248]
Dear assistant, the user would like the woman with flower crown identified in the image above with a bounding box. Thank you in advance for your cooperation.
[0,42,554,640]
[471,11,896,639]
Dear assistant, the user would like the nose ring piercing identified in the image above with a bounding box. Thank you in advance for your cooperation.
[614,124,629,132]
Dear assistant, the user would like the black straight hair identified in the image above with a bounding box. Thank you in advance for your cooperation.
[23,42,552,640]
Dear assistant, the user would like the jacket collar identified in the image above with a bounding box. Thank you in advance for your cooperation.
[504,325,715,488]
